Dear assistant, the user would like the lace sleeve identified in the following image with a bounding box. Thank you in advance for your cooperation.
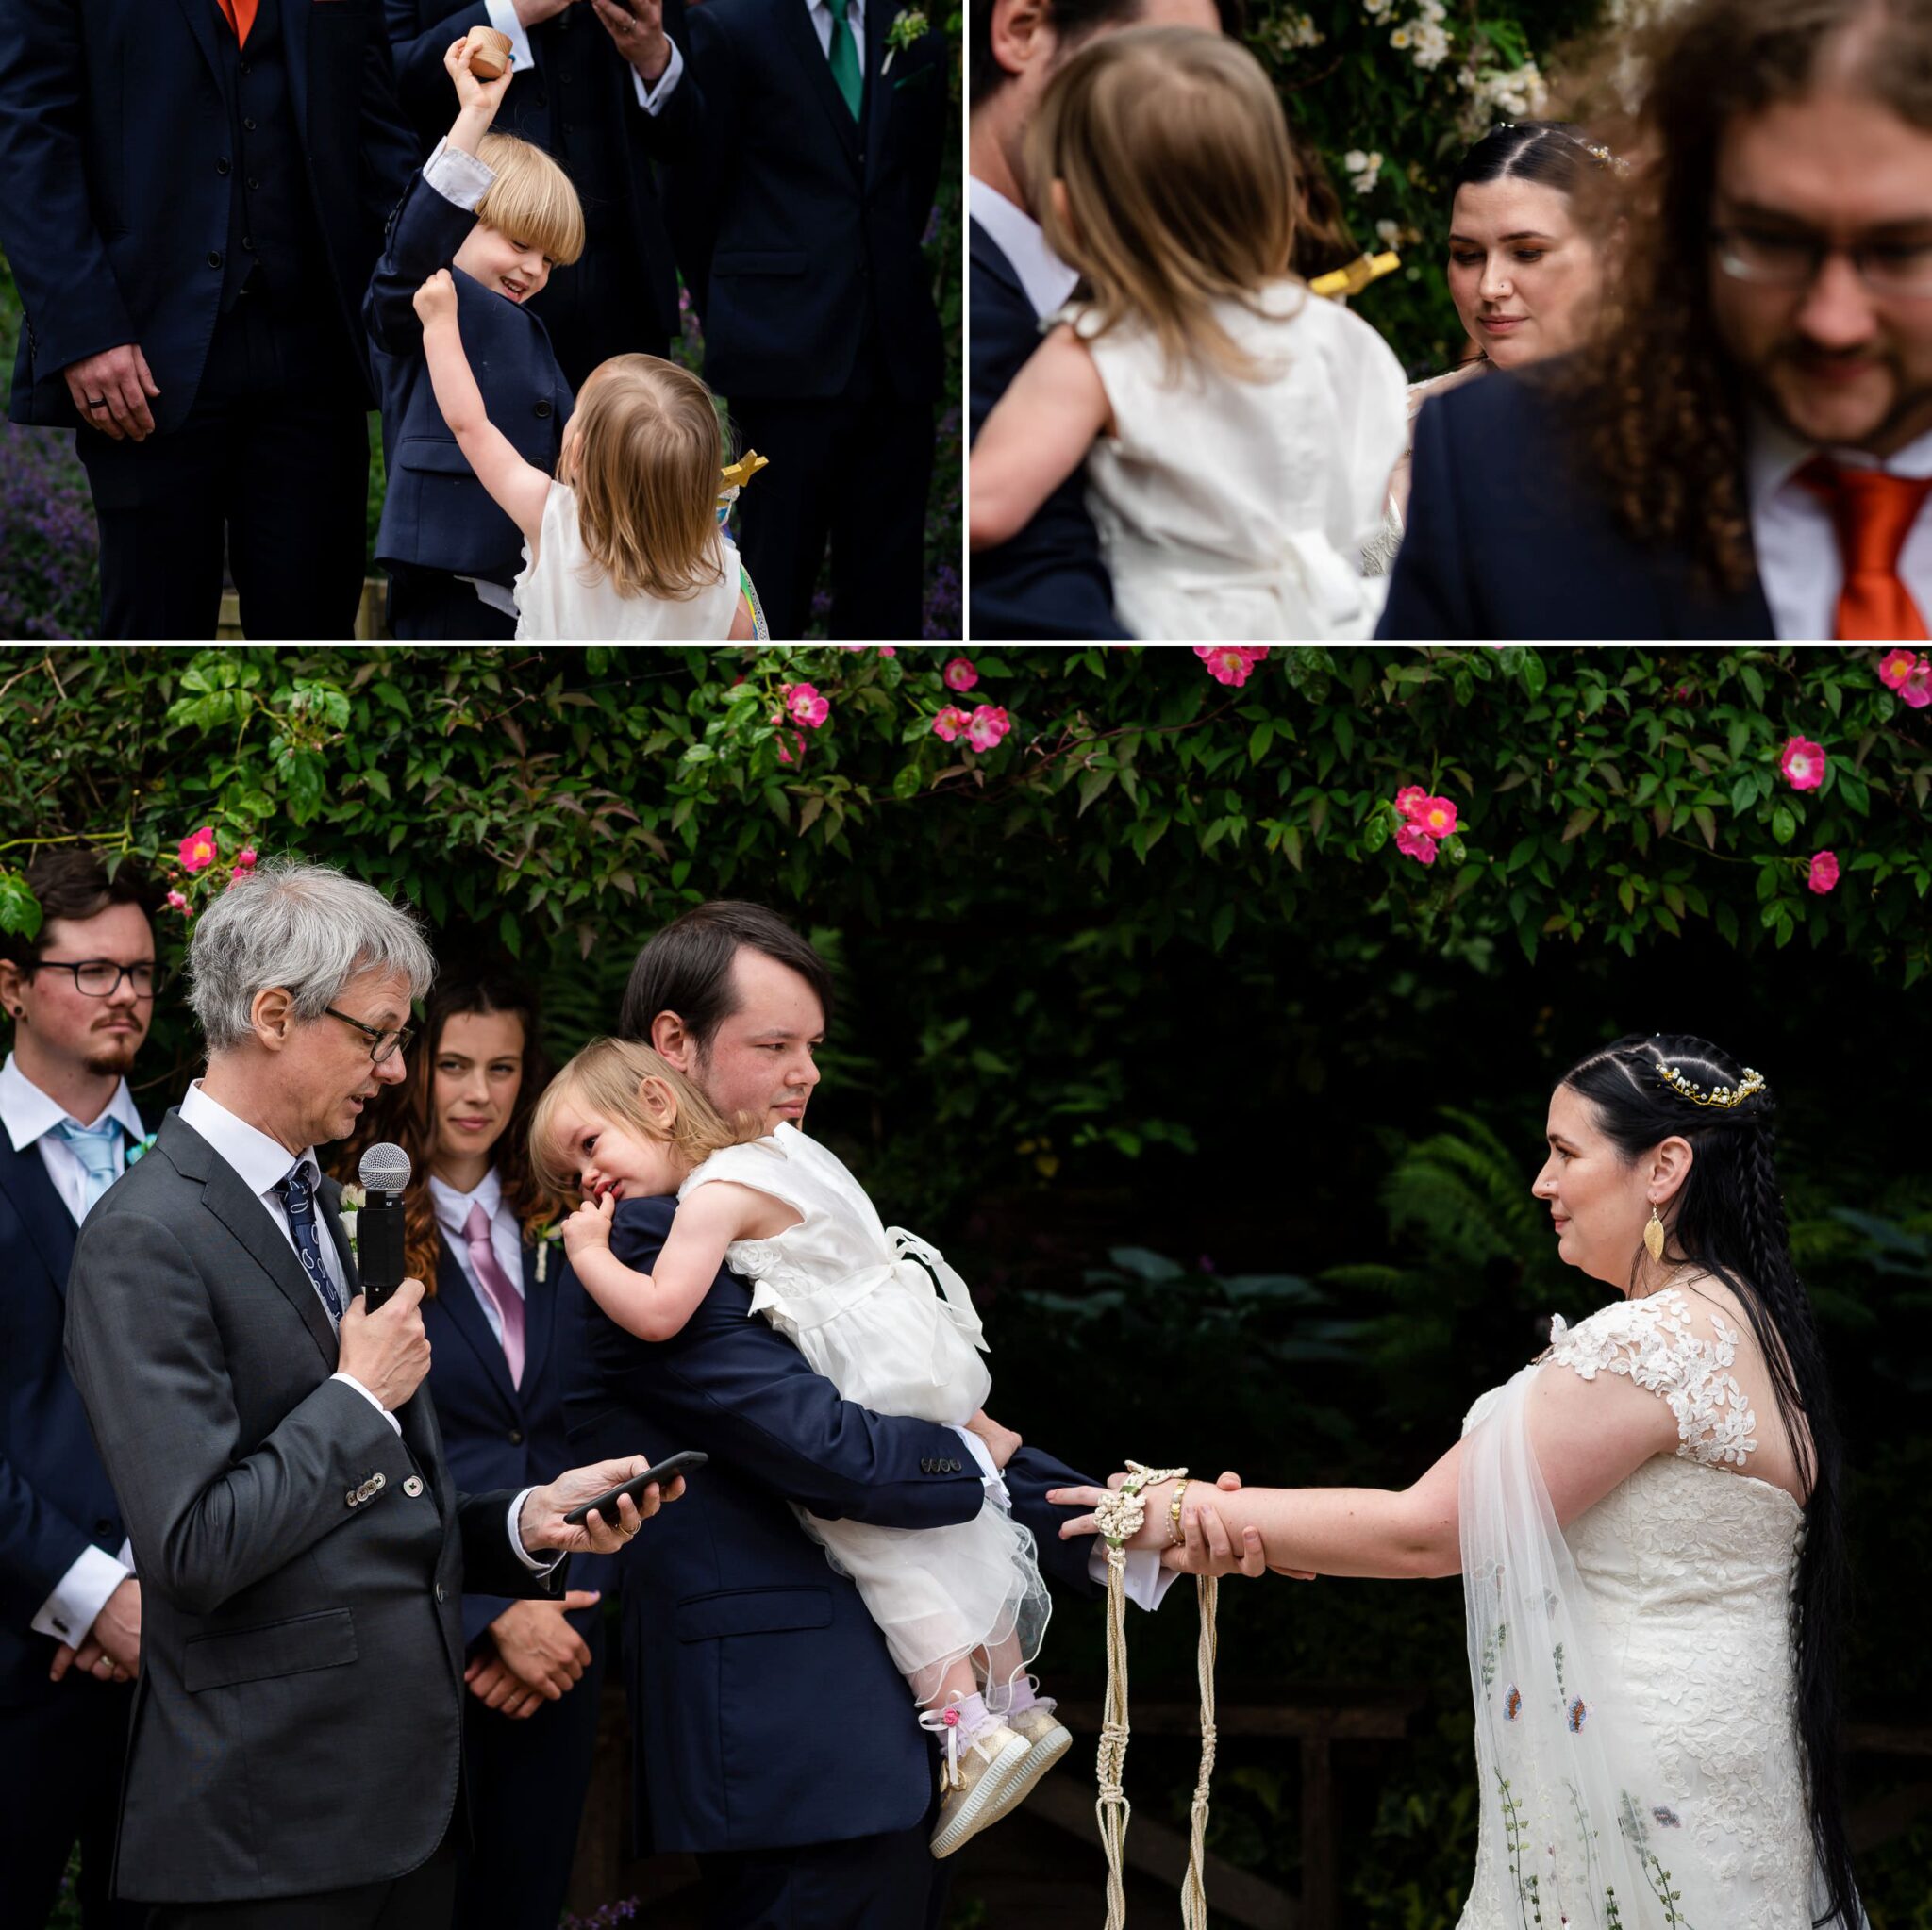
[1543,1289,1759,1469]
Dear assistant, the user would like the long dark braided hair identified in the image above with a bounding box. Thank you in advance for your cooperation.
[1558,1032,1856,1926]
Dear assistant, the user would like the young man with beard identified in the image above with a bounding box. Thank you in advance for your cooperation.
[0,852,156,1928]
[1380,0,1932,641]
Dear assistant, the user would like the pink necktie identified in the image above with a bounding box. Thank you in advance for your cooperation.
[464,1202,525,1389]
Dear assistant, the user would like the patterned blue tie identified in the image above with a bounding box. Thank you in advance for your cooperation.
[275,1159,344,1324]
[52,1115,126,1216]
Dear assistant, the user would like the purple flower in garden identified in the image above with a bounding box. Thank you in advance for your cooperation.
[0,424,100,638]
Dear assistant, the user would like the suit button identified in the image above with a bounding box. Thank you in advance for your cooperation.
[508,1428,525,1444]
[248,177,260,191]
[242,236,255,252]
[240,61,251,77]
[242,115,256,132]
[533,401,552,420]
[345,1488,359,1508]
[435,1582,446,1603]
[95,1518,114,1536]
[208,251,224,269]
[403,1475,425,1498]
[535,90,548,108]
[215,157,231,175]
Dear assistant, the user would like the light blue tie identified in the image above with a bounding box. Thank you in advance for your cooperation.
[52,1115,126,1216]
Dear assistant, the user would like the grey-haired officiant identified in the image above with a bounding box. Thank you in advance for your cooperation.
[62,858,679,1930]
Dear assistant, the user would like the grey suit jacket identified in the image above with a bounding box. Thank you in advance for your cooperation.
[64,1108,564,1905]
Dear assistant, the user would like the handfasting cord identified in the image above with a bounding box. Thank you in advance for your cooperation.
[1091,1463,1221,1930]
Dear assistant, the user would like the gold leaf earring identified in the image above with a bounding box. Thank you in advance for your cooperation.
[1643,1206,1666,1264]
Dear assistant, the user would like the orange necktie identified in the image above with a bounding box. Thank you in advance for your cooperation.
[1798,457,1932,641]
[216,0,259,48]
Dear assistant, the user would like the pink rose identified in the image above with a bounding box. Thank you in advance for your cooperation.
[1779,736,1825,791]
[931,706,970,742]
[1394,823,1438,867]
[775,729,807,766]
[165,889,193,918]
[234,847,258,870]
[1807,850,1840,895]
[177,825,218,873]
[1192,645,1269,688]
[965,705,1011,752]
[786,682,830,728]
[943,657,978,692]
[1394,785,1427,822]
[1878,647,1919,691]
[1904,659,1932,710]
[1416,795,1458,840]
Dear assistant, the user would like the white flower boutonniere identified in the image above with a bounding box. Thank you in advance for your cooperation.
[882,8,925,75]
[536,1224,565,1284]
[339,1183,366,1264]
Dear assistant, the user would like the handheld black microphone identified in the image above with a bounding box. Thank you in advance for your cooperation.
[356,1143,411,1311]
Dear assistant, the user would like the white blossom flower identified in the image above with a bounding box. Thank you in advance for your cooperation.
[1390,24,1411,47]
[1412,21,1452,66]
[1375,218,1402,245]
[1266,8,1325,51]
[1342,148,1384,196]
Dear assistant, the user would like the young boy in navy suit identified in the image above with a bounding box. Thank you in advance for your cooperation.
[366,39,584,640]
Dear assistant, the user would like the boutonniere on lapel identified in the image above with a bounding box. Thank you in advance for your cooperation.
[339,1183,366,1264]
[125,1132,158,1167]
[881,8,926,75]
[535,1223,565,1284]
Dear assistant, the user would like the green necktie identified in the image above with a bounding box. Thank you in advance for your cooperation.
[827,0,861,120]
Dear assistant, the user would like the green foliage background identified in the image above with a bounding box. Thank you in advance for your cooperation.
[5,643,1930,1923]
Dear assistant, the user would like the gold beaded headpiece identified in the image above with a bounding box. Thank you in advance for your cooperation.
[1654,1062,1766,1108]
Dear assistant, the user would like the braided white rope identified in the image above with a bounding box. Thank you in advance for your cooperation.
[1090,1463,1221,1930]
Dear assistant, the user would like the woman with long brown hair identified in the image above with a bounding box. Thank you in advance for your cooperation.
[337,966,605,1930]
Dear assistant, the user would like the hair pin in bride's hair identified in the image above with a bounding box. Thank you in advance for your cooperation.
[1654,1063,1766,1108]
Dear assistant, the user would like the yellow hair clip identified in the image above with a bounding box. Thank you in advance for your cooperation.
[1310,251,1402,300]
[720,451,770,498]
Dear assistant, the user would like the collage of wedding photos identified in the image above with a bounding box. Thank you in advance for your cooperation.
[0,0,1925,643]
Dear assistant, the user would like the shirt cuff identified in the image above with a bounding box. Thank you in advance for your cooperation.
[1085,1539,1181,1610]
[332,1372,404,1437]
[950,1425,1011,1512]
[483,0,537,78]
[423,134,497,213]
[508,1487,564,1575]
[630,37,684,113]
[31,1540,133,1647]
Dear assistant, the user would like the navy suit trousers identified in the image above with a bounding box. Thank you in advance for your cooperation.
[695,1809,948,1929]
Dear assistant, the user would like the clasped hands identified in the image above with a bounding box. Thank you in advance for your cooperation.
[513,0,672,81]
[1047,1472,1314,1583]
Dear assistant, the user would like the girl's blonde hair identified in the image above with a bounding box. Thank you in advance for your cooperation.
[475,133,587,267]
[1029,26,1300,381]
[529,1036,758,1197]
[567,355,728,601]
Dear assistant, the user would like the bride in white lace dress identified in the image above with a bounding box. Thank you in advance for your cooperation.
[1052,1032,1862,1929]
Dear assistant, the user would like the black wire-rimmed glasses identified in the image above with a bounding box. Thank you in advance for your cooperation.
[27,958,166,999]
[323,1006,415,1065]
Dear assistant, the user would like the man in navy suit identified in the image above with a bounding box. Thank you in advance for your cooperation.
[0,0,418,641]
[1380,0,1932,641]
[0,852,157,1929]
[966,0,1219,640]
[385,0,698,391]
[563,901,1247,1926]
[675,0,947,639]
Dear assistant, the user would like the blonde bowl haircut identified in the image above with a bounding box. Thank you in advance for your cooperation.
[529,1036,761,1199]
[475,133,587,266]
[1029,26,1302,383]
[568,354,729,601]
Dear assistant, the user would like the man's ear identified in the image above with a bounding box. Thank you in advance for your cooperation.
[650,1010,692,1073]
[250,986,295,1052]
[990,0,1055,80]
[0,958,25,1017]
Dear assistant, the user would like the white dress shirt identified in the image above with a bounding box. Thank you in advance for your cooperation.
[429,1165,526,1345]
[807,0,864,58]
[482,0,685,114]
[967,175,1079,321]
[1749,412,1932,641]
[2,1056,144,1647]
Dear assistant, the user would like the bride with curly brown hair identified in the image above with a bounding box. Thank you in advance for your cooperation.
[1378,0,1932,641]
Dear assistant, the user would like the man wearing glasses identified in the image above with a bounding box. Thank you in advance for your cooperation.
[1379,0,1932,640]
[61,857,674,1929]
[0,849,156,1929]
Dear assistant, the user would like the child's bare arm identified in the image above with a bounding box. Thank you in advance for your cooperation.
[564,1181,799,1343]
[414,270,551,549]
[967,324,1113,551]
[729,591,756,640]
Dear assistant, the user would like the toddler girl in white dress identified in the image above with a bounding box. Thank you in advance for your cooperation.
[414,268,765,640]
[967,27,1407,640]
[531,1039,1071,1859]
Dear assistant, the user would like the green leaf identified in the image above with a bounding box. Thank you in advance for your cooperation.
[1561,807,1598,843]
[1771,806,1796,845]
[1249,720,1274,763]
[1692,806,1717,850]
[0,869,42,940]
